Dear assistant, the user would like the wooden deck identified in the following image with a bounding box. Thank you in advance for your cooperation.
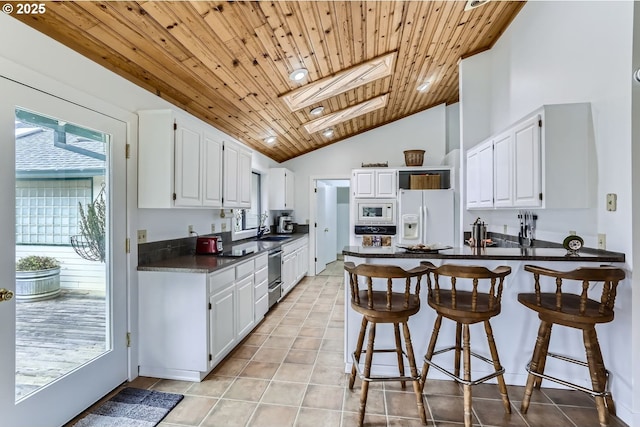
[16,289,106,399]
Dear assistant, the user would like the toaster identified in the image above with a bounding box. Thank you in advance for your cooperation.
[196,236,223,254]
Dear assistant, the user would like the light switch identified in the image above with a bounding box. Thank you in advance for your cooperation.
[606,193,617,211]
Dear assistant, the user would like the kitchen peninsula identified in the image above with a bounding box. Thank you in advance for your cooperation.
[342,243,626,392]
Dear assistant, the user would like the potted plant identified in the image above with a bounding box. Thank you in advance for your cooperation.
[15,255,61,301]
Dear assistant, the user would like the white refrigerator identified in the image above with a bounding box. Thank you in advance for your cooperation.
[398,189,455,247]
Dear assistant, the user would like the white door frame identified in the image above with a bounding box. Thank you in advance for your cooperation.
[0,57,138,426]
[308,175,350,277]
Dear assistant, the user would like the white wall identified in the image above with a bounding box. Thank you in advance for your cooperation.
[283,103,449,223]
[459,2,634,423]
[460,2,632,255]
[631,4,640,425]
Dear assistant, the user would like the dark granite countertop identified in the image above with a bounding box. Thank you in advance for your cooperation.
[342,245,625,262]
[138,233,308,273]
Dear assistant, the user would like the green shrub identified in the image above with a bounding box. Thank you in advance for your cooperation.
[16,255,60,271]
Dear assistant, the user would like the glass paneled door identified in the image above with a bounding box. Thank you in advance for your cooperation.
[0,77,128,426]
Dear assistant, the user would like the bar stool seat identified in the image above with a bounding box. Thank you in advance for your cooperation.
[420,262,512,427]
[344,262,428,427]
[519,265,625,427]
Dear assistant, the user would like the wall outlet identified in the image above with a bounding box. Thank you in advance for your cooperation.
[188,225,194,235]
[137,229,147,244]
[606,193,617,211]
[211,223,216,233]
[598,233,606,250]
[569,230,576,236]
[503,224,508,234]
[221,223,227,231]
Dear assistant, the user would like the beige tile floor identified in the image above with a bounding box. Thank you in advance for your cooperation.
[69,258,629,427]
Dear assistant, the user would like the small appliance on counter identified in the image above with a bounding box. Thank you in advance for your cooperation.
[469,217,487,248]
[277,214,294,234]
[195,236,223,254]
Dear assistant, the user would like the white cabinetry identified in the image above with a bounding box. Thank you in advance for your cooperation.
[253,254,269,322]
[138,109,223,208]
[281,236,309,298]
[352,169,397,198]
[210,270,236,363]
[234,260,254,339]
[138,254,265,381]
[466,140,494,209]
[223,140,252,208]
[465,103,595,210]
[492,131,513,208]
[268,168,295,210]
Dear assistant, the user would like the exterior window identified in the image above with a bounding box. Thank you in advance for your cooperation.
[241,172,261,230]
[16,179,93,245]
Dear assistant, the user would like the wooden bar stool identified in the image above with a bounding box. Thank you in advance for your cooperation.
[419,262,512,427]
[519,265,625,427]
[344,262,428,427]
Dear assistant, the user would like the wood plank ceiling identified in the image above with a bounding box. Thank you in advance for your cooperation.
[10,1,525,163]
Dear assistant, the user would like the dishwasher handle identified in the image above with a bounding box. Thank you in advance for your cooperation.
[268,250,283,258]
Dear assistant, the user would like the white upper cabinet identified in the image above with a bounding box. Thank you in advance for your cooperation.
[223,140,252,209]
[202,133,224,206]
[269,168,295,210]
[492,131,513,208]
[138,109,223,208]
[352,168,397,198]
[466,139,494,209]
[465,103,595,210]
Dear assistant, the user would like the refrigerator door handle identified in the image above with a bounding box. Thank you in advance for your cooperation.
[420,205,426,244]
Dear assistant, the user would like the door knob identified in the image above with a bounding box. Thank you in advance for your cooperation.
[0,288,14,302]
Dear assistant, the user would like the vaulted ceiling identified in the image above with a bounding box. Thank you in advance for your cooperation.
[10,1,525,162]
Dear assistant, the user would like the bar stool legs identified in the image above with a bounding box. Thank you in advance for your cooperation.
[484,320,511,414]
[349,318,427,427]
[521,322,616,427]
[421,315,511,427]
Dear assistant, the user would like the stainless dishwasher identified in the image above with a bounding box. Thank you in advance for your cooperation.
[267,248,282,309]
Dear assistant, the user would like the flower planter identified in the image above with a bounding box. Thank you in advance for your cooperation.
[16,267,61,301]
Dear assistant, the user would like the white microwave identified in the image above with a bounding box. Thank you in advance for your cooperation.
[355,200,396,225]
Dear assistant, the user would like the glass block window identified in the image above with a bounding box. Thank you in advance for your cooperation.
[16,179,92,245]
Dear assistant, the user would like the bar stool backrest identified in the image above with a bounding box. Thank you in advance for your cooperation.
[421,262,511,314]
[344,262,429,310]
[523,265,625,315]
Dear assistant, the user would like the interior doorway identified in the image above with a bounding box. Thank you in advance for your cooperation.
[313,178,350,275]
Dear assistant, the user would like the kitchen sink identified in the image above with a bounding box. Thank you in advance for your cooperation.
[259,235,292,241]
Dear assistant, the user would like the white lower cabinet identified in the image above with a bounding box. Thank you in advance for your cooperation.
[139,254,264,381]
[210,279,236,363]
[235,274,254,339]
[281,236,309,298]
[254,254,269,322]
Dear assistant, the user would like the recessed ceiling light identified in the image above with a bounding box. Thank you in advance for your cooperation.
[289,68,308,82]
[264,136,276,144]
[417,82,430,92]
[322,128,334,138]
[310,106,325,116]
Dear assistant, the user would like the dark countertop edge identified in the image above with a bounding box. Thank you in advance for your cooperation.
[137,233,308,273]
[341,247,625,263]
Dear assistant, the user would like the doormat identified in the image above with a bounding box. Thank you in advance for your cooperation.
[73,387,184,427]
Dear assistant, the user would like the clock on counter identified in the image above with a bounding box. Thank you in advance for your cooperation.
[563,235,584,256]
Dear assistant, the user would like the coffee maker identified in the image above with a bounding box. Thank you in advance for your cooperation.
[277,215,294,233]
